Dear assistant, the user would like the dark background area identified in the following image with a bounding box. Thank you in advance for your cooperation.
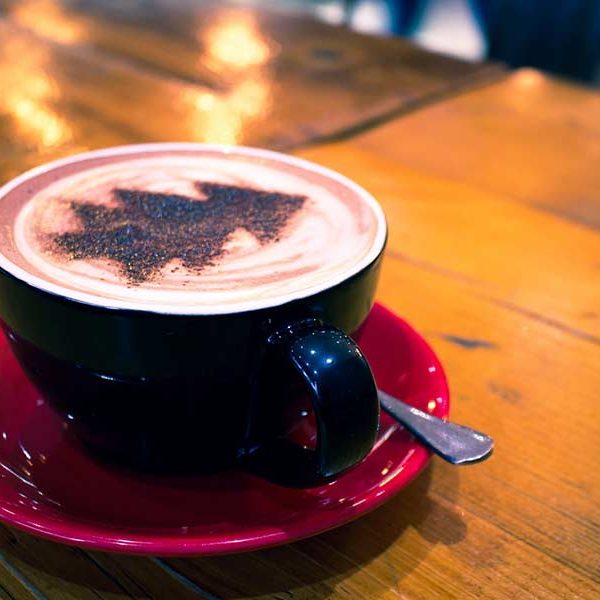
[254,0,600,84]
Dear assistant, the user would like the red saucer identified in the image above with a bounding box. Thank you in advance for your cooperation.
[0,303,449,555]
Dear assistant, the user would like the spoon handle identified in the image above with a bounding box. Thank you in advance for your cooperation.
[378,390,494,465]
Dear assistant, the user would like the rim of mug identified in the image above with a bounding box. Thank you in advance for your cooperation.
[0,143,387,315]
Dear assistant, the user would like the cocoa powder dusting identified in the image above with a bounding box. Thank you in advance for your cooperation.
[51,182,306,283]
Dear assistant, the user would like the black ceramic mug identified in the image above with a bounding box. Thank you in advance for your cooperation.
[0,144,387,485]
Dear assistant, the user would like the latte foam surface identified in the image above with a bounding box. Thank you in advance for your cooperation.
[0,145,386,314]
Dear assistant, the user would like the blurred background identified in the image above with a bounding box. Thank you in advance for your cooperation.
[0,0,597,164]
[239,0,600,84]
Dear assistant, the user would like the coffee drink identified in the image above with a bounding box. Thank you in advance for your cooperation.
[0,145,385,482]
[0,145,385,314]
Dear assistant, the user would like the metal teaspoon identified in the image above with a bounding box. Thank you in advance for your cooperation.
[378,389,494,464]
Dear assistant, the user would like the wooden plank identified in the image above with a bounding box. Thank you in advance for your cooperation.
[0,554,40,600]
[0,5,596,599]
[84,553,216,600]
[0,149,596,599]
[0,20,202,155]
[297,143,600,341]
[149,129,600,598]
[155,256,599,599]
[0,82,597,600]
[347,69,600,229]
[0,0,504,155]
[0,19,137,183]
[0,526,213,599]
[0,526,142,599]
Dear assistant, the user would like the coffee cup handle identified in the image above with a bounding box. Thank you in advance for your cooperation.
[249,318,380,486]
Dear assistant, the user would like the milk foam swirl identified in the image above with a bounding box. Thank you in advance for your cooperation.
[0,145,386,314]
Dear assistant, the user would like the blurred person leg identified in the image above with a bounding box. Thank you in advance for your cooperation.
[471,0,600,82]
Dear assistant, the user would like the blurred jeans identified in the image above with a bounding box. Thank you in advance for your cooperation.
[338,0,600,82]
[471,0,600,81]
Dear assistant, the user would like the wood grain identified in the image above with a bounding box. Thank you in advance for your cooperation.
[144,75,600,599]
[349,68,600,230]
[0,0,597,596]
[0,555,39,600]
[298,141,600,342]
[0,0,504,170]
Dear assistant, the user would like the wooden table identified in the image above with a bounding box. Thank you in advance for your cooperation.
[0,1,598,599]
